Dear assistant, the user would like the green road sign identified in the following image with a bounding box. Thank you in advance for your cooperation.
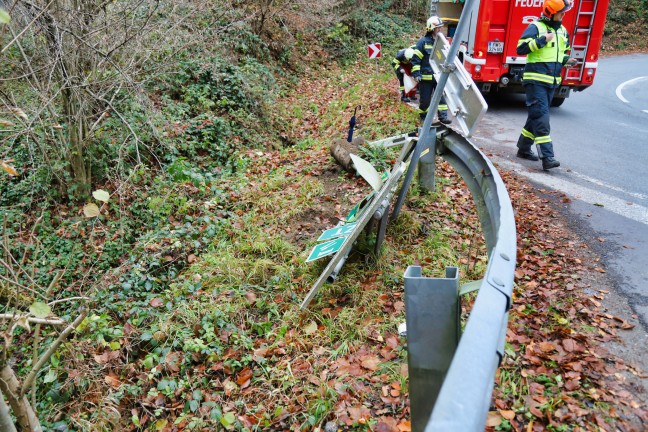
[306,237,346,262]
[317,222,359,242]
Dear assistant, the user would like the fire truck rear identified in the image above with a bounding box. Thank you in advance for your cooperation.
[433,0,610,106]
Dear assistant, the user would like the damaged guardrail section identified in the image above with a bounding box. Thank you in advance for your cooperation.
[407,130,517,432]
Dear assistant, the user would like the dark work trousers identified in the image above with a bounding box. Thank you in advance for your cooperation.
[516,83,556,159]
[395,69,405,94]
[418,79,448,121]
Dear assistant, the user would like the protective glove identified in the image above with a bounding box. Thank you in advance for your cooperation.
[565,58,578,67]
[414,75,422,83]
[399,68,405,74]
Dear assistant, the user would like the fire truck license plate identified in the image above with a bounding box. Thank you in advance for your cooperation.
[488,41,504,53]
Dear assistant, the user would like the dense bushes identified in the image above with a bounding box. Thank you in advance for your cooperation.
[152,53,278,167]
[607,0,647,25]
[603,0,648,50]
[322,7,419,61]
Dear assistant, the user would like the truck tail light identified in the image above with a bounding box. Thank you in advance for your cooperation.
[585,68,594,82]
[475,65,482,72]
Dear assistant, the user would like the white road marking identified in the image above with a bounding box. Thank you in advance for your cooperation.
[569,170,648,201]
[496,159,648,226]
[615,76,648,104]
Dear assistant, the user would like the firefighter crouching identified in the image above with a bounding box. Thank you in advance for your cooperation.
[392,47,416,102]
[515,0,578,170]
[411,16,451,125]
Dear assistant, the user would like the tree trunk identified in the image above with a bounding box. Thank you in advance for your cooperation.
[0,393,18,432]
[0,366,42,432]
[62,87,92,199]
[38,0,95,200]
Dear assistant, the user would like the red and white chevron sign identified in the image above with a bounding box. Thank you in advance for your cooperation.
[367,43,381,59]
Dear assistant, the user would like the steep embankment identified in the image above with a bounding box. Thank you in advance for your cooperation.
[1,1,647,430]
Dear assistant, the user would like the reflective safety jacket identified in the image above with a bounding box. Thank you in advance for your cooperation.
[411,33,435,81]
[516,18,571,88]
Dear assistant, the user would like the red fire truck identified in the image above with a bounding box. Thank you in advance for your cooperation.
[435,0,610,106]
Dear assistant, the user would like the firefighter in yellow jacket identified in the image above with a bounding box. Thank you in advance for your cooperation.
[515,0,577,170]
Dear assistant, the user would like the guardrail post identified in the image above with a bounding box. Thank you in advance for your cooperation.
[418,127,437,192]
[404,266,460,432]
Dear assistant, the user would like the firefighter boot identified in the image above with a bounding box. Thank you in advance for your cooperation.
[516,150,539,161]
[438,110,451,125]
[401,92,411,103]
[542,157,560,170]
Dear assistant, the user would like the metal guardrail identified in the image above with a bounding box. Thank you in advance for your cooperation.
[363,125,516,431]
[304,0,515,426]
[306,115,515,430]
[402,0,517,428]
[411,129,517,431]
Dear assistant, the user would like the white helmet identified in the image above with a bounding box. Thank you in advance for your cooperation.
[426,16,443,32]
[404,48,415,61]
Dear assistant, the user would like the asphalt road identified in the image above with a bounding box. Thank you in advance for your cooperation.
[468,53,648,335]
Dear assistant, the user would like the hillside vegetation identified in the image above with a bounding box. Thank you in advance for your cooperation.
[1,0,647,431]
[603,0,648,52]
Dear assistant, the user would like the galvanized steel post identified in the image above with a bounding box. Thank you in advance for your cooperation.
[417,127,437,193]
[404,266,460,432]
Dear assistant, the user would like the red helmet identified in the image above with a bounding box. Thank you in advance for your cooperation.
[543,0,572,16]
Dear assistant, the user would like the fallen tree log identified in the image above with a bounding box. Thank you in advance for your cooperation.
[330,136,365,172]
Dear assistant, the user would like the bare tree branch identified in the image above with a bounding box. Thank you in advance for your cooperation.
[20,307,87,396]
[0,393,18,432]
[0,314,66,325]
[0,0,55,54]
[0,272,48,301]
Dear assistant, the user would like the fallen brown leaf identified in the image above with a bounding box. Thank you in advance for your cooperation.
[486,411,502,427]
[104,373,121,389]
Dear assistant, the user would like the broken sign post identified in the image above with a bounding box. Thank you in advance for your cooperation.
[347,106,361,143]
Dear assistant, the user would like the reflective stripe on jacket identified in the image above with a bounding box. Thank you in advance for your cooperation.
[411,34,435,81]
[392,48,407,70]
[517,19,571,88]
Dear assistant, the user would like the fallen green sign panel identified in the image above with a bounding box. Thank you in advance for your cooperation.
[306,237,346,262]
[316,222,359,242]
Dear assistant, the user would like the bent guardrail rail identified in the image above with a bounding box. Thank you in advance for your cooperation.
[407,128,517,431]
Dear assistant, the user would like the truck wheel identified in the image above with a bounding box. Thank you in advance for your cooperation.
[550,97,565,107]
